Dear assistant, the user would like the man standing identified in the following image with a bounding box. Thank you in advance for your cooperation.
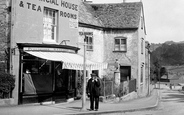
[87,73,101,111]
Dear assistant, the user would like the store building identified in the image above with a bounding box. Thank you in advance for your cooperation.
[8,0,107,105]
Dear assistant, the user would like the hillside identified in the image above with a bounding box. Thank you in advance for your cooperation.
[150,41,184,66]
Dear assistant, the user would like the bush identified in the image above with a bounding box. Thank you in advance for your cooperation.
[0,72,15,98]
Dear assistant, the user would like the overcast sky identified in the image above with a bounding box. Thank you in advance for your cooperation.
[91,0,184,43]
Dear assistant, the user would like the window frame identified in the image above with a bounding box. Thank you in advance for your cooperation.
[114,37,127,52]
[84,32,93,51]
[141,17,144,29]
[141,38,144,54]
[43,7,58,43]
[140,64,144,83]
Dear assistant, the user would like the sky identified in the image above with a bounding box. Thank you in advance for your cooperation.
[91,0,184,43]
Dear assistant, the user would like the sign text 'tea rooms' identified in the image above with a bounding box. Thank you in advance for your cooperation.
[18,0,78,20]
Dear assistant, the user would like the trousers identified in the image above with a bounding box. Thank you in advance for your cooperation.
[89,95,99,110]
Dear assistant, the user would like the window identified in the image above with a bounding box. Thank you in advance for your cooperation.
[141,38,144,54]
[84,32,93,51]
[141,64,144,83]
[141,17,143,29]
[114,37,127,51]
[43,8,58,42]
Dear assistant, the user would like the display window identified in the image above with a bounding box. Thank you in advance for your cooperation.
[21,52,77,103]
[22,53,53,95]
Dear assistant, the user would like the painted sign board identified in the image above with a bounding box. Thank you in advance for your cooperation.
[13,0,79,46]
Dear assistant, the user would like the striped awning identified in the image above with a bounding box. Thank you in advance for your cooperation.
[25,51,107,70]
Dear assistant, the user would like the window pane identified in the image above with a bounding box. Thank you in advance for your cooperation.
[114,45,120,51]
[115,39,120,45]
[121,39,126,44]
[120,45,126,51]
[89,37,92,43]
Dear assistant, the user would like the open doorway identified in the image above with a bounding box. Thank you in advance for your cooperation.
[120,66,131,82]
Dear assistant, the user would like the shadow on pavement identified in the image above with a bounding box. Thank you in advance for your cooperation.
[162,91,184,103]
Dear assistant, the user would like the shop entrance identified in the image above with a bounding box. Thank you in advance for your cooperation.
[54,62,76,103]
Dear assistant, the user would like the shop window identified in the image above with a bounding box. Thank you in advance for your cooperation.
[84,32,93,51]
[22,54,52,95]
[114,37,127,52]
[43,8,58,43]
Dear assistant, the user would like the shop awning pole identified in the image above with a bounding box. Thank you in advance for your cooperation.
[81,37,87,111]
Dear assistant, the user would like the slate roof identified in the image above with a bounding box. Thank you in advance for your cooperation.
[78,2,103,27]
[79,1,142,29]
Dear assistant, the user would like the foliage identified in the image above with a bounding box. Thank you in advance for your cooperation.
[160,67,168,76]
[150,42,184,81]
[0,2,10,72]
[0,72,15,98]
[151,43,184,66]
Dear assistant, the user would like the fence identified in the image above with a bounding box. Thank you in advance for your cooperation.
[129,79,136,93]
[100,79,137,97]
[100,80,114,97]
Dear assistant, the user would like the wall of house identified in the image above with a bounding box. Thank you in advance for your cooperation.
[145,45,150,95]
[78,26,105,78]
[103,29,139,81]
[12,0,79,47]
[137,8,146,96]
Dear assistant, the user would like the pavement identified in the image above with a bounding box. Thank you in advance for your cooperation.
[0,87,160,115]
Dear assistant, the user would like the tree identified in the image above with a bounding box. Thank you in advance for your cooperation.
[160,67,168,78]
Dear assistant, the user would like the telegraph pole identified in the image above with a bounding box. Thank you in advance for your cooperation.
[81,35,87,111]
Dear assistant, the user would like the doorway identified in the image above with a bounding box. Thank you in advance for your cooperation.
[120,66,131,82]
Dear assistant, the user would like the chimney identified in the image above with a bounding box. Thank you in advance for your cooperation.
[123,0,126,2]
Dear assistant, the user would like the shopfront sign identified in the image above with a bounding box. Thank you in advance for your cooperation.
[24,47,76,53]
[18,0,78,20]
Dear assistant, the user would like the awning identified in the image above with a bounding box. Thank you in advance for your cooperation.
[25,51,108,70]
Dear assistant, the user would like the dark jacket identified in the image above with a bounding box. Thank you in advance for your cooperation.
[87,78,101,96]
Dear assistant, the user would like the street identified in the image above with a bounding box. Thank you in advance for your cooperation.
[108,84,184,115]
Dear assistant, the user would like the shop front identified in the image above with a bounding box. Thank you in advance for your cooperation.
[17,43,107,104]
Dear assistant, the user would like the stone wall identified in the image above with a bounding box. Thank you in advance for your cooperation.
[103,29,139,80]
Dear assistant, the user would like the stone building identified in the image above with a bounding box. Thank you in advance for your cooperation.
[78,1,147,96]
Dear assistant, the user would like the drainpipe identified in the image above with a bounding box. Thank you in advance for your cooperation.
[10,0,15,74]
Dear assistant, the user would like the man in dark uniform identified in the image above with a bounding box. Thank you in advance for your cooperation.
[87,73,101,111]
